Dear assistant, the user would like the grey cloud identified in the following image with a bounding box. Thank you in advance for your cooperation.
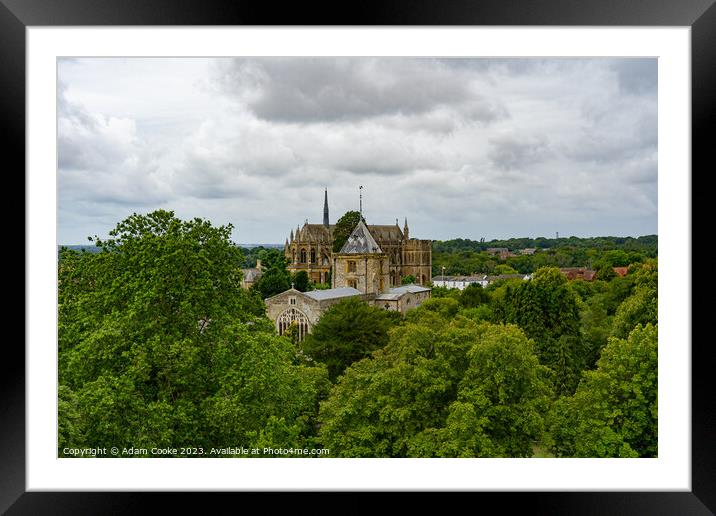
[212,58,507,125]
[488,134,551,170]
[611,58,657,95]
[58,57,658,244]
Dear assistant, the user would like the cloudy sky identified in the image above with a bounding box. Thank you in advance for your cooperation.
[58,57,657,245]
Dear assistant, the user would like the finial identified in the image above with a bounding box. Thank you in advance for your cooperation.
[359,185,363,218]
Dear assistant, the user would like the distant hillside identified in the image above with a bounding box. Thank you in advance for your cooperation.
[432,235,658,276]
[433,235,658,254]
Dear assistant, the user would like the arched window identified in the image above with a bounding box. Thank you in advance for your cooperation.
[277,307,310,342]
[310,249,316,263]
[300,248,307,263]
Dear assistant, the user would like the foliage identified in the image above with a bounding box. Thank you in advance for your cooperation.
[409,297,460,320]
[459,283,489,308]
[594,264,616,281]
[401,274,416,285]
[332,210,362,252]
[547,324,658,457]
[300,297,402,381]
[611,260,658,338]
[318,318,553,457]
[292,270,310,292]
[494,264,518,274]
[252,249,291,299]
[492,267,583,394]
[432,235,657,276]
[58,210,327,455]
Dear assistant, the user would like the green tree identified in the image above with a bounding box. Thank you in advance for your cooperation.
[332,211,362,252]
[253,250,291,299]
[300,297,402,381]
[58,210,326,454]
[547,324,658,457]
[611,260,657,338]
[494,264,519,275]
[492,267,584,394]
[318,318,552,457]
[401,274,416,285]
[459,283,488,308]
[292,270,310,292]
[594,264,616,281]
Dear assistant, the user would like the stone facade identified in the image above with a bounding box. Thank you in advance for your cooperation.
[375,284,432,312]
[265,287,363,340]
[333,253,390,295]
[284,190,432,286]
[267,214,433,341]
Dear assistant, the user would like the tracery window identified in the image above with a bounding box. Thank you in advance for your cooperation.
[300,248,307,263]
[277,307,310,341]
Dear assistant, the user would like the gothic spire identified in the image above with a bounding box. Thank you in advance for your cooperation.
[323,188,329,228]
[404,217,409,240]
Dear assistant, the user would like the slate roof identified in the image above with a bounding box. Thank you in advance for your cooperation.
[303,287,362,301]
[367,224,404,242]
[375,284,431,300]
[298,224,334,241]
[339,220,383,254]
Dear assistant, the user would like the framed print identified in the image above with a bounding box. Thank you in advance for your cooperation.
[7,0,713,511]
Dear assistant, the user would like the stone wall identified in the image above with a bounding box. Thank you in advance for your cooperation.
[333,253,390,295]
[402,239,433,286]
[265,289,323,329]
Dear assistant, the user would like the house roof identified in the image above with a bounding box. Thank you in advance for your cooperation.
[434,275,487,282]
[303,287,362,301]
[486,274,529,282]
[375,284,431,300]
[339,220,383,254]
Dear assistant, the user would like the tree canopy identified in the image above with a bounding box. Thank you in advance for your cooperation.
[58,210,327,455]
[547,324,658,457]
[318,315,553,457]
[332,210,362,252]
[300,297,402,380]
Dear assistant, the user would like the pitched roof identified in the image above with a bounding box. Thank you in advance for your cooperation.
[367,224,404,242]
[298,223,334,241]
[303,287,362,301]
[339,220,383,254]
[375,284,431,300]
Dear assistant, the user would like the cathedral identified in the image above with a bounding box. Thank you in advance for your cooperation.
[283,189,432,287]
[265,189,433,340]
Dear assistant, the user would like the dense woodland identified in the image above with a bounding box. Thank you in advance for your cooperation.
[58,211,657,458]
[432,235,657,276]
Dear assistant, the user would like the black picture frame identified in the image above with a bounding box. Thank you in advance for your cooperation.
[6,0,711,512]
